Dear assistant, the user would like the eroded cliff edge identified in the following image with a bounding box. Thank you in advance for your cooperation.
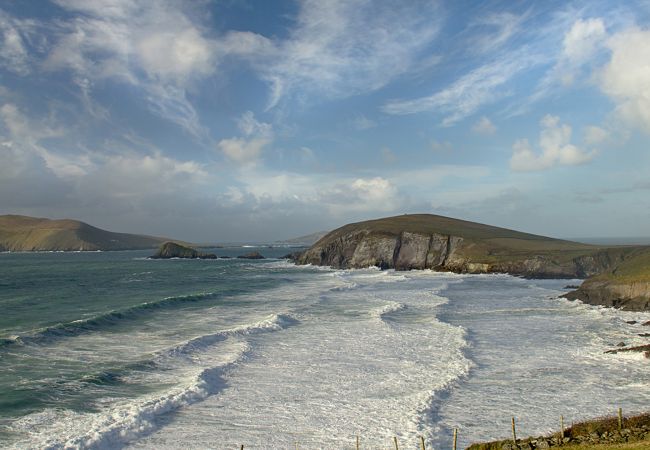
[293,214,630,278]
[563,247,650,311]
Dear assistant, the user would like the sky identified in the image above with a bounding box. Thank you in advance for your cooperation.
[1,0,650,242]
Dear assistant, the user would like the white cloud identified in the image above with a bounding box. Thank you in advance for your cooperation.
[510,115,594,171]
[472,116,497,135]
[39,1,282,141]
[218,111,273,164]
[466,12,525,55]
[218,137,271,165]
[352,114,377,130]
[563,18,606,64]
[81,152,206,199]
[584,125,609,146]
[599,27,650,134]
[262,0,442,108]
[237,111,273,137]
[137,28,214,81]
[0,12,31,75]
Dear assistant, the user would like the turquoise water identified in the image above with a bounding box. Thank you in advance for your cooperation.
[1,251,649,449]
[0,248,299,438]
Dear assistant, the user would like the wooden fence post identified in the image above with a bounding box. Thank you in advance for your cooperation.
[560,415,564,440]
[393,436,399,450]
[511,417,517,445]
[356,435,359,450]
[419,435,426,450]
[618,408,623,431]
[453,428,458,450]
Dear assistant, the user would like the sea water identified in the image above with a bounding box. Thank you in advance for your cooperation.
[0,250,649,449]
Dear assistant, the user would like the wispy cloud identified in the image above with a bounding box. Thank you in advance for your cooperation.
[262,0,443,108]
[472,116,497,135]
[382,49,543,125]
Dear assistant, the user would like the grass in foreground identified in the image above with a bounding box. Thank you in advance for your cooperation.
[468,412,650,450]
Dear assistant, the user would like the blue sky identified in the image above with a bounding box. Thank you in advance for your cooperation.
[1,0,649,242]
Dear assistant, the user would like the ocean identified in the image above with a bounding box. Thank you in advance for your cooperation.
[1,249,649,449]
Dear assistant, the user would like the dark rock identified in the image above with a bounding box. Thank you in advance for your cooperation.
[643,320,650,326]
[606,343,650,354]
[282,251,304,260]
[237,251,265,259]
[617,341,627,347]
[627,320,638,324]
[564,285,580,289]
[150,242,217,259]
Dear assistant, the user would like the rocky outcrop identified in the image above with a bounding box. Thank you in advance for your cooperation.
[297,230,468,271]
[151,242,216,259]
[237,251,265,259]
[564,279,650,311]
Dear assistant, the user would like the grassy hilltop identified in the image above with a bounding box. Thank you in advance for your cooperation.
[0,215,173,251]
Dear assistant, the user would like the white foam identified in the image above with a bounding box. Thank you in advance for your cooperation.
[129,272,470,449]
[10,340,250,450]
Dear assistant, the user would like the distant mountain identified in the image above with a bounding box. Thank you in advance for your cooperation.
[0,215,173,251]
[277,230,329,246]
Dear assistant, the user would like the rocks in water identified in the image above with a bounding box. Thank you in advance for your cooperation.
[282,251,305,261]
[617,341,627,347]
[643,320,650,326]
[627,320,638,324]
[605,343,650,354]
[639,333,650,337]
[150,241,217,259]
[237,251,265,259]
[564,284,580,289]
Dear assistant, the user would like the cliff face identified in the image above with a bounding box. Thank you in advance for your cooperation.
[295,226,617,278]
[300,230,463,271]
[564,279,650,311]
[563,247,650,311]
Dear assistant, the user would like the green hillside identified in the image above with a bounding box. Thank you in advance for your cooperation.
[297,214,647,278]
[0,215,174,251]
[314,213,607,264]
[591,247,650,283]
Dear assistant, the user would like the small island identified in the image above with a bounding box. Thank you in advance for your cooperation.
[150,241,217,259]
[237,251,265,259]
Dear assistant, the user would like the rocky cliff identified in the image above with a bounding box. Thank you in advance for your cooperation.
[563,247,650,311]
[294,214,632,278]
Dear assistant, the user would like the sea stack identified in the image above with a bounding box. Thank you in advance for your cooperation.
[237,251,265,259]
[150,242,217,259]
